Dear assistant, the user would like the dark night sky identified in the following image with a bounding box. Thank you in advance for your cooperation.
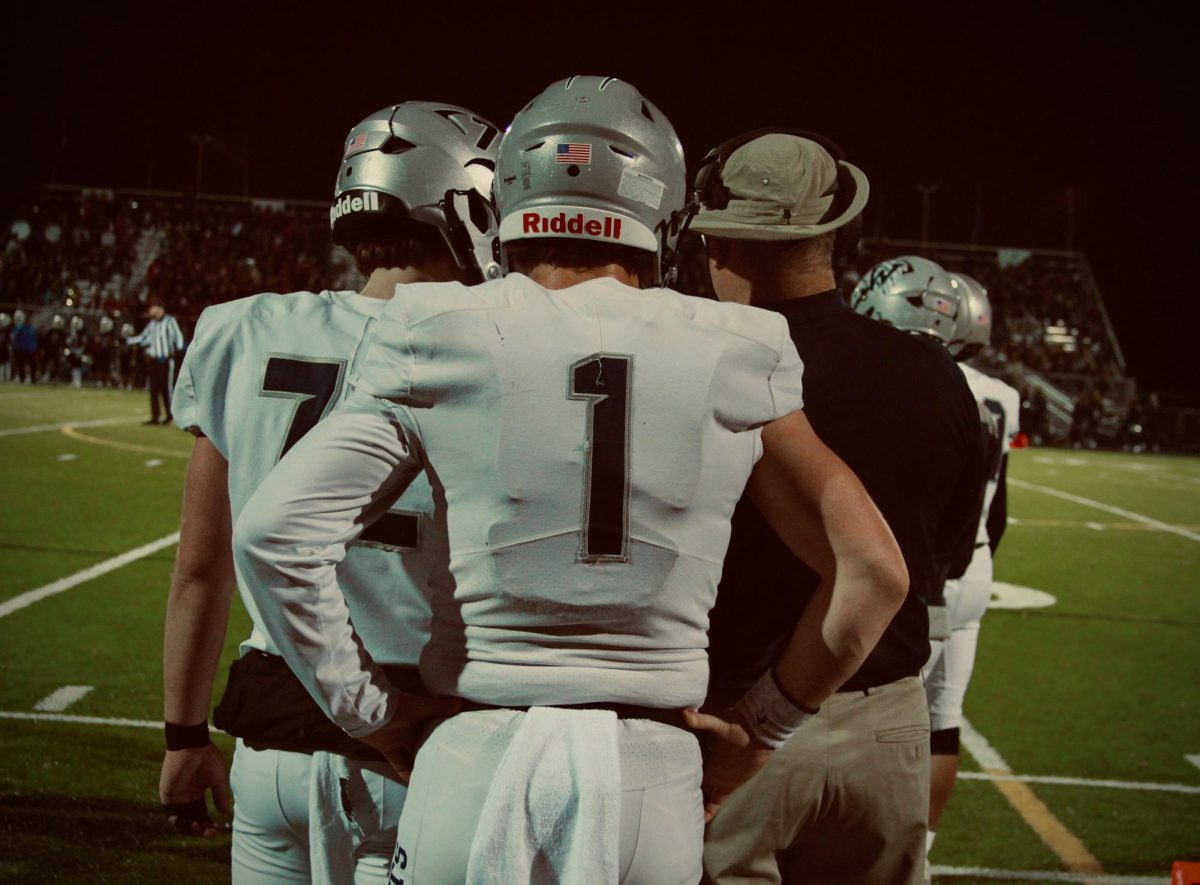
[2,3,1196,394]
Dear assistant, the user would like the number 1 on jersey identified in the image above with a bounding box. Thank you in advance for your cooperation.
[569,354,632,562]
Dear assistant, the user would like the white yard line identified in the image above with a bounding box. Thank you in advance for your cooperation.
[0,417,139,438]
[32,686,94,712]
[1009,477,1200,543]
[931,866,1164,884]
[0,532,180,619]
[0,711,158,729]
[958,771,1200,796]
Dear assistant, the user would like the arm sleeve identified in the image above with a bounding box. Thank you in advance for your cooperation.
[126,324,151,347]
[232,391,425,737]
[987,456,1009,555]
[171,312,212,436]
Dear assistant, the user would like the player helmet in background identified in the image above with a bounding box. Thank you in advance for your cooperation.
[331,102,502,282]
[99,316,115,334]
[13,310,26,325]
[51,314,65,331]
[0,313,10,330]
[69,316,85,333]
[947,272,992,360]
[121,323,135,338]
[850,255,959,345]
[494,75,692,287]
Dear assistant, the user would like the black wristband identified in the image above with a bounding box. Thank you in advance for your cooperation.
[165,720,210,751]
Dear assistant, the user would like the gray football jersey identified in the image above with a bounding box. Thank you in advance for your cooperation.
[173,290,439,664]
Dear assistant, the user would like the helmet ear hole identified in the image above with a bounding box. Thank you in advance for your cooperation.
[381,137,416,155]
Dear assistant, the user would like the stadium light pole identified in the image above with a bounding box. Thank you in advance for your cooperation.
[918,183,938,249]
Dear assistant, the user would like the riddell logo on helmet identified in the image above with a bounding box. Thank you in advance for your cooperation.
[330,191,380,225]
[522,212,623,240]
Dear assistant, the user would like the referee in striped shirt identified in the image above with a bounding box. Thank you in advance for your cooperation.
[127,299,186,425]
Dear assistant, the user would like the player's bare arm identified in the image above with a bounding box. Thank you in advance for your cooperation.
[687,409,908,821]
[160,436,235,838]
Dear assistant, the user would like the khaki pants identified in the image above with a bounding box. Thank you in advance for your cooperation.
[704,675,930,885]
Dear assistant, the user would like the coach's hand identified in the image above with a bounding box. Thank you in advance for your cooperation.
[682,708,775,823]
[358,692,463,784]
[159,744,232,838]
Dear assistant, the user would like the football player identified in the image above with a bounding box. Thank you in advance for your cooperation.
[233,76,908,884]
[849,258,1015,876]
[922,272,1020,863]
[159,101,499,884]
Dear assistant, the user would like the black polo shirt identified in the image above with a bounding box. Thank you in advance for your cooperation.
[708,289,985,695]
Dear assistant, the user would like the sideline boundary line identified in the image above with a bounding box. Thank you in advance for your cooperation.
[0,417,140,438]
[931,865,1163,884]
[1010,477,1200,543]
[958,771,1200,796]
[0,711,159,729]
[961,719,1106,882]
[0,532,180,619]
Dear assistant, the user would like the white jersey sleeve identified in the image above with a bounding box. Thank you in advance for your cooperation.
[172,290,438,667]
[234,392,425,737]
[960,363,1022,546]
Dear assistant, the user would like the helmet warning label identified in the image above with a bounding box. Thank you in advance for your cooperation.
[617,168,666,211]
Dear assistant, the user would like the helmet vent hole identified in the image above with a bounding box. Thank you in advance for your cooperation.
[599,76,617,90]
[640,101,654,121]
[380,136,416,155]
[566,165,580,177]
[345,166,353,177]
[523,141,545,153]
[475,125,498,151]
[608,145,634,160]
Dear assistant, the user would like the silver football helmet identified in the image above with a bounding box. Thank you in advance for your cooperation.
[13,310,26,325]
[69,315,85,333]
[494,75,691,287]
[99,316,115,334]
[947,272,992,359]
[331,102,502,281]
[0,312,10,330]
[51,314,65,331]
[121,323,135,338]
[850,255,959,346]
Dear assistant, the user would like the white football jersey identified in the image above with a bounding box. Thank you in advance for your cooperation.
[235,274,805,735]
[960,363,1021,546]
[173,290,439,666]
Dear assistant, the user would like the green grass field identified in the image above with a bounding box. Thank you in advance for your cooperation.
[0,385,1197,884]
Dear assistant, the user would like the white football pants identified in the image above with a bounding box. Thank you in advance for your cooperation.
[229,740,406,885]
[391,709,704,884]
[924,546,994,732]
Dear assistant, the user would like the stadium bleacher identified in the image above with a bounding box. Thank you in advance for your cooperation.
[3,185,1190,452]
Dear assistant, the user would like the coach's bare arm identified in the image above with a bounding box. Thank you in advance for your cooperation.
[160,436,235,837]
[685,410,908,821]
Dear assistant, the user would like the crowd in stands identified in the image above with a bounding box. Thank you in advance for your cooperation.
[4,187,1186,451]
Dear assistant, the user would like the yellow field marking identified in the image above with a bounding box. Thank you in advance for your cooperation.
[60,425,189,459]
[984,768,1106,878]
[962,720,1106,882]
